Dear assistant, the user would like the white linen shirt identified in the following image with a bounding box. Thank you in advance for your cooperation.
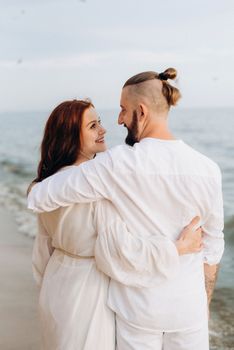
[28,138,224,331]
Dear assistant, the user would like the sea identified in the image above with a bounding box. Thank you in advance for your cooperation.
[0,107,233,349]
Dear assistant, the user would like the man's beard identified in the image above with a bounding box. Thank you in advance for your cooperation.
[125,110,139,146]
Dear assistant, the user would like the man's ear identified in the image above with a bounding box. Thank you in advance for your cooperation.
[139,103,148,121]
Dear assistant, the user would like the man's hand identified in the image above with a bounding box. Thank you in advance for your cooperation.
[175,216,203,255]
[27,181,37,196]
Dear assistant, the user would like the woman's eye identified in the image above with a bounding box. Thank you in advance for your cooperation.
[90,123,96,129]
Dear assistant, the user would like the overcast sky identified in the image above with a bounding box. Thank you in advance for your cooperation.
[0,0,234,112]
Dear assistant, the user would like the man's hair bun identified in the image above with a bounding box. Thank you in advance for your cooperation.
[158,68,177,81]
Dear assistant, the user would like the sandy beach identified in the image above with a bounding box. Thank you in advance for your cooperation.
[0,208,41,350]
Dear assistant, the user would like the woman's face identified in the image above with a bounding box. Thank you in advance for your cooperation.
[80,107,107,158]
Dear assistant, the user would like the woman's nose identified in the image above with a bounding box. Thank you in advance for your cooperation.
[99,125,106,134]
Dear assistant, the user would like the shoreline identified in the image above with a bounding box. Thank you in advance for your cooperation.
[0,208,41,350]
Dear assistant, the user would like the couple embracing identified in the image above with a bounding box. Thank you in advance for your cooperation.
[28,68,224,350]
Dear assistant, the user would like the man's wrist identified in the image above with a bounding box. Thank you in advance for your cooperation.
[204,263,219,305]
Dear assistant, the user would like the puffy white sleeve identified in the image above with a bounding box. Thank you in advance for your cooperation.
[94,200,180,288]
[32,215,54,287]
[202,167,225,265]
[28,151,115,213]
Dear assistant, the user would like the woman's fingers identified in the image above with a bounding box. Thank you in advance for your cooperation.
[179,217,201,239]
[195,227,202,235]
[176,216,204,255]
[195,243,204,252]
[187,216,200,231]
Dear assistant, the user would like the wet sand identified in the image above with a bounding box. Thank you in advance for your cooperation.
[0,208,41,350]
[210,287,234,349]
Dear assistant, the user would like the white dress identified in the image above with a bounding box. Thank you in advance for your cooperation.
[33,199,175,350]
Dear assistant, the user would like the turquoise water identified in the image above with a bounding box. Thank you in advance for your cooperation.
[0,107,233,348]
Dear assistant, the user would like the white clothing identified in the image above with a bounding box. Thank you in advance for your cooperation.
[116,316,209,350]
[33,202,114,350]
[29,138,224,332]
[33,198,180,350]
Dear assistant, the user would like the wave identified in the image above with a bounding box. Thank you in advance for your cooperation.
[0,159,35,179]
[0,181,37,238]
[224,216,234,244]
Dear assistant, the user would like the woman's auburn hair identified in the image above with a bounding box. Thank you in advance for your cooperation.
[35,99,93,182]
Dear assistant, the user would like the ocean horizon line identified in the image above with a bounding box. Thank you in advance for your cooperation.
[0,105,234,115]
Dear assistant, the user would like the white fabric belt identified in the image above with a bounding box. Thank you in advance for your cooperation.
[55,247,94,260]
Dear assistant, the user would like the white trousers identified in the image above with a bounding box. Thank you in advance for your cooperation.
[116,317,209,350]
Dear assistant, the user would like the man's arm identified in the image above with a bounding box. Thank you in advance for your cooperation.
[204,264,219,306]
[94,202,203,287]
[28,151,115,213]
[202,166,224,306]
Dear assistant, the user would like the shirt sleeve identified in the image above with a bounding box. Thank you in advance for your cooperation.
[94,200,180,288]
[27,151,115,213]
[202,168,225,265]
[32,215,54,287]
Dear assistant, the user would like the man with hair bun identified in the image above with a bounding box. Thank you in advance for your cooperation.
[28,68,224,349]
